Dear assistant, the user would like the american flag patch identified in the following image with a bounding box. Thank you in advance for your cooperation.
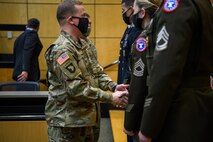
[57,53,69,65]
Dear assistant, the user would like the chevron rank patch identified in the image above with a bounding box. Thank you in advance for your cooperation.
[133,58,145,77]
[163,0,179,13]
[136,37,147,52]
[156,25,169,51]
[144,98,152,107]
[57,53,69,65]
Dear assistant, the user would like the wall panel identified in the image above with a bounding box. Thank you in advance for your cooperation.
[0,4,27,24]
[0,0,26,3]
[82,0,94,4]
[95,5,125,37]
[0,69,14,82]
[105,70,118,82]
[96,38,120,67]
[0,31,25,38]
[0,37,16,54]
[38,38,55,71]
[96,0,120,4]
[28,4,60,38]
[28,0,60,3]
[0,121,48,142]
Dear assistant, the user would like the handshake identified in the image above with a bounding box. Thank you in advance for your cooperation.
[112,84,129,108]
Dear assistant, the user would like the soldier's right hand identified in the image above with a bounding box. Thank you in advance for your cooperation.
[112,90,128,108]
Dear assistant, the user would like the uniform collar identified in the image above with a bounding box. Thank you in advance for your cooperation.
[60,31,88,49]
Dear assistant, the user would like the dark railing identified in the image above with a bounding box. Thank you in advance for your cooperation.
[103,60,119,70]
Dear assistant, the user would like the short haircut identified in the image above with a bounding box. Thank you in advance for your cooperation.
[57,0,83,25]
[122,0,135,6]
[27,18,40,29]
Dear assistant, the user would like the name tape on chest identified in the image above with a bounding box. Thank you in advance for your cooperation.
[156,25,169,51]
[136,37,147,52]
[57,53,70,65]
[163,0,179,13]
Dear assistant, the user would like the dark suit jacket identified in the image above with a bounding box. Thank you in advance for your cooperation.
[13,29,43,81]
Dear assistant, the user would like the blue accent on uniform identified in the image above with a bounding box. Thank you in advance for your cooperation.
[164,0,178,12]
[118,26,142,84]
[136,38,146,52]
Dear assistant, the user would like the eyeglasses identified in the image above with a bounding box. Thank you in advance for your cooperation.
[122,7,132,14]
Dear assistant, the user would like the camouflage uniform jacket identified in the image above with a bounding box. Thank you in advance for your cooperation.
[45,31,117,127]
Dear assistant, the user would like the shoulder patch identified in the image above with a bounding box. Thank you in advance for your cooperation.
[135,37,147,52]
[57,53,70,65]
[65,63,76,74]
[163,0,179,13]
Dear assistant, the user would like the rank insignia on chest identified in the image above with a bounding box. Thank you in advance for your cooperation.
[65,63,76,73]
[163,0,179,13]
[57,53,70,65]
[136,37,146,52]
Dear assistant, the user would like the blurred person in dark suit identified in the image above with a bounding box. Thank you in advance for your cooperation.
[13,18,43,81]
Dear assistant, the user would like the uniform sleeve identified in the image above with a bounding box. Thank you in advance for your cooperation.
[94,67,117,92]
[22,32,38,72]
[54,48,113,103]
[124,50,148,131]
[88,40,117,92]
[140,0,199,138]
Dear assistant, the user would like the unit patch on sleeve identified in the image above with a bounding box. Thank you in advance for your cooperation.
[65,63,76,73]
[136,37,147,52]
[156,25,169,51]
[163,0,179,13]
[57,53,70,65]
[133,58,145,77]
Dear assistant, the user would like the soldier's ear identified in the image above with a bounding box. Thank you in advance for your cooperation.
[66,16,75,25]
[139,8,146,19]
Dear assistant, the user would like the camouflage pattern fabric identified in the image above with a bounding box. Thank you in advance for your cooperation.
[45,31,117,139]
[48,126,94,142]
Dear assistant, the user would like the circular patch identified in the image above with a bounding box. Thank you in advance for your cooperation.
[136,37,146,52]
[163,0,179,13]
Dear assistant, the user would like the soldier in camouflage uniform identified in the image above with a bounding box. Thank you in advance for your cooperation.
[123,0,158,142]
[45,1,129,142]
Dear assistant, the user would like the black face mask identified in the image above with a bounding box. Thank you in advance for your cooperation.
[83,26,91,37]
[132,12,143,29]
[122,8,133,25]
[73,16,89,34]
[122,13,131,25]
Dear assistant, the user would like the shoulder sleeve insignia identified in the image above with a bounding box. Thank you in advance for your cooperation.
[65,63,76,74]
[135,37,147,52]
[163,0,179,13]
[57,53,70,65]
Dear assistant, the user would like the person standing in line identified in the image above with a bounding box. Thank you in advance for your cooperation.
[123,0,159,142]
[45,1,129,142]
[138,0,213,142]
[118,0,143,85]
[13,18,43,82]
